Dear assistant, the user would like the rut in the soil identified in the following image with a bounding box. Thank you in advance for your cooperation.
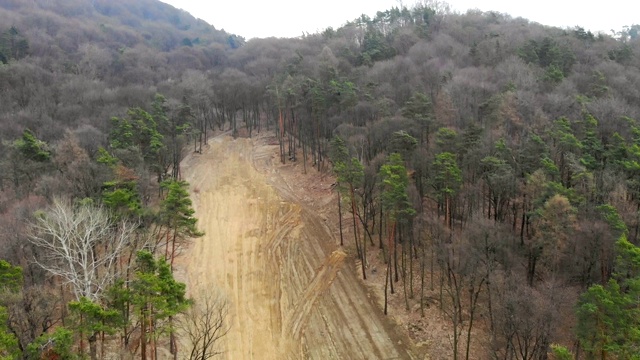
[283,250,347,340]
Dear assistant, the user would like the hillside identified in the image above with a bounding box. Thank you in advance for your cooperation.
[1,0,640,359]
[0,0,242,142]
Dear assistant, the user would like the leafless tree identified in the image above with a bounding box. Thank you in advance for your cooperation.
[1,286,59,352]
[28,198,138,301]
[179,290,230,360]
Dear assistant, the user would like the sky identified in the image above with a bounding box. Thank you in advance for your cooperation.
[160,0,638,40]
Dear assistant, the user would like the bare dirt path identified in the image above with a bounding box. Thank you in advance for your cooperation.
[177,134,413,359]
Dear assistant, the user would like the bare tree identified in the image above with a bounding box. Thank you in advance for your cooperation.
[179,290,230,360]
[1,286,59,353]
[28,198,138,301]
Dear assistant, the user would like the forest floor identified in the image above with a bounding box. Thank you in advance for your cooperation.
[176,130,419,360]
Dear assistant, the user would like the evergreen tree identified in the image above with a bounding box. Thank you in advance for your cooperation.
[0,261,22,293]
[68,298,120,360]
[432,152,462,228]
[159,180,203,269]
[329,136,366,276]
[0,261,21,360]
[14,129,50,162]
[0,306,19,360]
[576,236,640,359]
[401,92,434,144]
[379,153,415,314]
[26,328,76,360]
[131,251,191,360]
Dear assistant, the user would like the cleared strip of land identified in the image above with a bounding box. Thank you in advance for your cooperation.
[178,135,412,359]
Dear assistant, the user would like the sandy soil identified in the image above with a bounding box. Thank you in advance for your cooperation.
[177,133,414,360]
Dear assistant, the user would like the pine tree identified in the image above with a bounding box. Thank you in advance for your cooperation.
[576,236,640,359]
[379,153,415,314]
[432,152,461,228]
[159,180,203,269]
[14,129,50,162]
[329,137,365,277]
[68,298,120,360]
[131,251,191,360]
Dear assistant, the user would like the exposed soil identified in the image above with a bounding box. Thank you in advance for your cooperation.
[177,132,416,359]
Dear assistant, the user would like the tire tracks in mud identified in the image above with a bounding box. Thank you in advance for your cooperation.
[283,249,347,340]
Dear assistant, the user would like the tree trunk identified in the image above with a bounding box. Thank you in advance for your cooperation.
[403,243,409,311]
[448,267,461,360]
[379,205,384,249]
[101,328,105,360]
[465,279,485,360]
[394,225,400,283]
[445,195,451,229]
[89,332,98,360]
[520,198,526,246]
[409,228,414,299]
[152,315,157,360]
[390,222,396,295]
[527,251,537,286]
[384,252,390,315]
[357,211,375,248]
[420,244,426,317]
[316,119,322,172]
[430,239,435,291]
[302,138,307,174]
[337,193,344,246]
[79,313,84,356]
[384,220,395,316]
[170,229,177,270]
[278,108,285,164]
[141,309,147,360]
[439,269,444,310]
[362,215,367,280]
[351,192,361,258]
[170,316,178,360]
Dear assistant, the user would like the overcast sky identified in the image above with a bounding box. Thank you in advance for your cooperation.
[160,0,637,40]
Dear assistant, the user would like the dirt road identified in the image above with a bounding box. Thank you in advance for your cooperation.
[178,134,412,359]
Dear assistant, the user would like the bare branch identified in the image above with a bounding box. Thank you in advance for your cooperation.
[179,289,230,360]
[28,198,138,301]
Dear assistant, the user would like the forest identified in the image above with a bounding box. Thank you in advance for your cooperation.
[1,0,640,358]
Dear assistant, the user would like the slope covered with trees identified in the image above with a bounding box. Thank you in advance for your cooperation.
[1,0,640,358]
[0,0,237,358]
